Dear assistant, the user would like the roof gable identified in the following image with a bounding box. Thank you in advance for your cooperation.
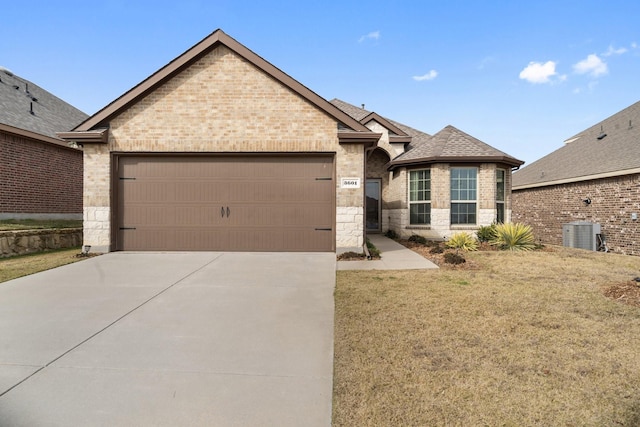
[71,30,371,137]
[0,68,87,140]
[513,100,640,189]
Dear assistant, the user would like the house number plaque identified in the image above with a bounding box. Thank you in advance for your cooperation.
[340,177,361,189]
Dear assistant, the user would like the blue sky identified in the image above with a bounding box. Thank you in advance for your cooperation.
[2,0,639,165]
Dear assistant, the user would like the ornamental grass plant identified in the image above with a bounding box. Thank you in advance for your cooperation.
[491,222,535,251]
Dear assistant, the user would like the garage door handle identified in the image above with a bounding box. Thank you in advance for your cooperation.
[226,207,230,217]
[221,207,225,218]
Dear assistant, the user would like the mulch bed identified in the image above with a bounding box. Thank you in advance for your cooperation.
[397,240,482,270]
[603,280,640,308]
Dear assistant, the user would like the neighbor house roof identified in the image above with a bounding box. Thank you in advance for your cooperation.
[331,99,523,169]
[0,67,88,146]
[60,30,378,145]
[513,100,640,190]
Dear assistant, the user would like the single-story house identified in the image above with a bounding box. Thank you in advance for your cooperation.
[59,29,523,253]
[0,66,87,220]
[512,100,640,255]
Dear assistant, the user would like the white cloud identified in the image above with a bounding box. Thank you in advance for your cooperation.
[412,70,438,81]
[358,31,380,43]
[573,54,608,77]
[632,42,638,49]
[519,61,557,84]
[603,45,627,56]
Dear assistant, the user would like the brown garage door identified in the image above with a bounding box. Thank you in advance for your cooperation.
[116,155,334,252]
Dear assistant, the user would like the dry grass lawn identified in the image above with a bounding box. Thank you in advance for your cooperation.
[0,248,84,283]
[334,247,640,426]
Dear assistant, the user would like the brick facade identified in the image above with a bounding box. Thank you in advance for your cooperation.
[375,162,514,239]
[0,130,82,219]
[512,174,640,255]
[83,45,365,251]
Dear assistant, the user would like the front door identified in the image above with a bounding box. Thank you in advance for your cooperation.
[366,179,381,232]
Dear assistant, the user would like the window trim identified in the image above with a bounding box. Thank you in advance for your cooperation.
[450,166,478,225]
[496,168,506,223]
[408,168,431,225]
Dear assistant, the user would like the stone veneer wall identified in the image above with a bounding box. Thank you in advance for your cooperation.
[83,45,364,252]
[512,174,640,255]
[0,228,83,257]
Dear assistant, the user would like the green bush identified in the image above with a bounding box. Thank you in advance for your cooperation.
[477,224,497,243]
[446,232,479,251]
[491,222,535,251]
[444,252,466,264]
[384,229,398,239]
[408,234,427,245]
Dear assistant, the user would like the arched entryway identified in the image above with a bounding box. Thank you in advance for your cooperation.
[366,148,391,232]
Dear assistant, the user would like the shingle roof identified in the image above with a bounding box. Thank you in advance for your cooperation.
[330,98,432,152]
[390,125,523,168]
[513,100,640,189]
[0,68,88,140]
[330,99,523,168]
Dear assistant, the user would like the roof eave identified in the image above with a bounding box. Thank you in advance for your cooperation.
[338,131,382,148]
[0,123,81,151]
[389,135,412,144]
[57,128,109,144]
[388,155,525,170]
[513,166,640,190]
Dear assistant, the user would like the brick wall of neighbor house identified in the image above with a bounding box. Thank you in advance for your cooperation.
[0,130,82,218]
[512,174,640,255]
[83,45,364,251]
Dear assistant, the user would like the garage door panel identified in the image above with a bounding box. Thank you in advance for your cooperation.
[117,155,335,252]
[174,181,229,203]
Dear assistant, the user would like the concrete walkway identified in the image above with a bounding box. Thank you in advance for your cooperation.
[337,234,438,270]
[0,252,336,426]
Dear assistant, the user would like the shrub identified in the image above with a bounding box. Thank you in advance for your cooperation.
[444,252,466,264]
[430,245,444,254]
[477,224,497,243]
[408,234,427,245]
[446,232,479,251]
[491,222,535,251]
[384,229,398,239]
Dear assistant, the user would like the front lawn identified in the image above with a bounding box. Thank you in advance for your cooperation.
[333,247,640,426]
[0,219,82,231]
[0,248,85,283]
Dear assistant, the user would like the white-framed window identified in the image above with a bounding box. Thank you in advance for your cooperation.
[409,169,431,225]
[450,167,477,225]
[496,169,506,223]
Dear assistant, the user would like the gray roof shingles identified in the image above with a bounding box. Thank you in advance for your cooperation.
[330,98,523,167]
[513,100,640,188]
[0,68,88,140]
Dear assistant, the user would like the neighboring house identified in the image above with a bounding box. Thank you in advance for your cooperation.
[331,99,524,241]
[512,100,640,255]
[59,29,522,253]
[0,67,87,220]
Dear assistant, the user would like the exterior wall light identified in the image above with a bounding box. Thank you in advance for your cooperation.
[582,198,591,206]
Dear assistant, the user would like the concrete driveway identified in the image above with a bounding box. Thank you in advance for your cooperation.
[0,252,336,426]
